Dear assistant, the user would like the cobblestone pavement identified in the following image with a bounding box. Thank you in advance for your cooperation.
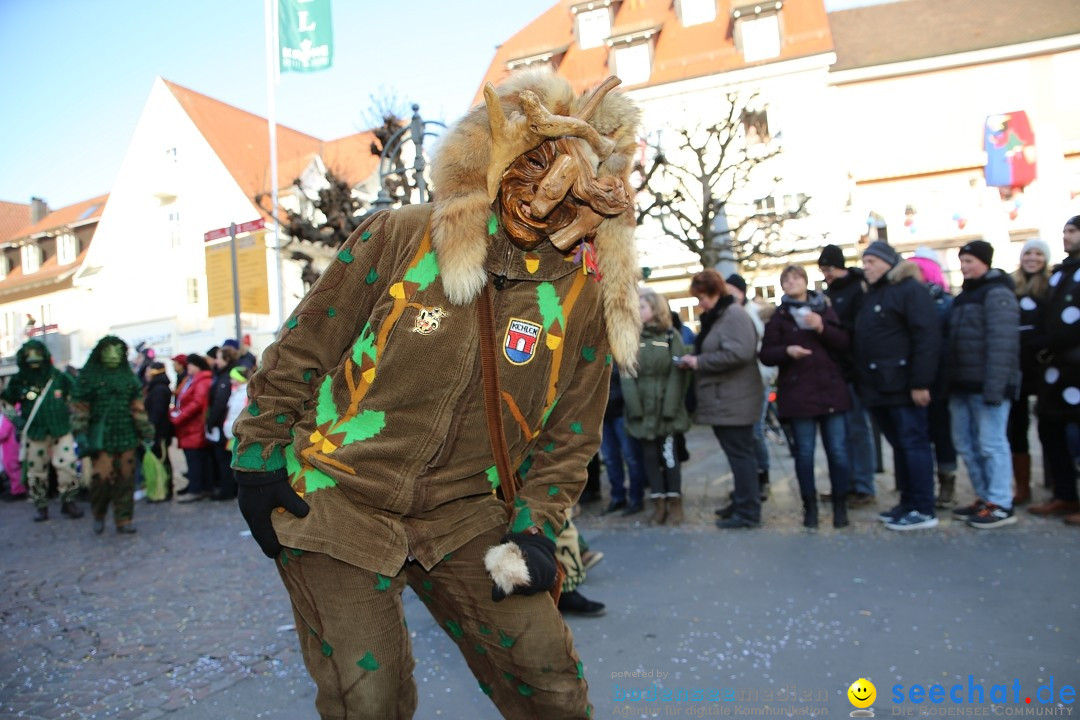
[1,426,1077,719]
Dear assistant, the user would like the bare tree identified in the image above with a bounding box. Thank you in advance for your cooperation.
[634,92,809,272]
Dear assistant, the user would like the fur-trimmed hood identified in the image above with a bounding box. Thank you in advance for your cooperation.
[882,260,922,286]
[430,68,643,373]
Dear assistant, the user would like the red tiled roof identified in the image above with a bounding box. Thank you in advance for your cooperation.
[0,245,90,301]
[0,201,31,244]
[476,0,833,101]
[9,194,109,240]
[163,80,381,209]
[829,0,1080,72]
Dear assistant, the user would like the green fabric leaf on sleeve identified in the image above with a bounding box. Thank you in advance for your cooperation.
[581,346,596,362]
[232,442,286,472]
[403,251,440,290]
[485,465,500,490]
[304,465,336,491]
[510,498,533,533]
[351,322,377,366]
[536,283,565,331]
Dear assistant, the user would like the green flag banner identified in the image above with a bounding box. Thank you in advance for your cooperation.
[279,0,333,73]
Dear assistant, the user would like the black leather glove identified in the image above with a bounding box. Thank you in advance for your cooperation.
[489,531,557,602]
[236,469,310,558]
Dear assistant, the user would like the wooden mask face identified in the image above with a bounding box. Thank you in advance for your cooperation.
[496,140,578,251]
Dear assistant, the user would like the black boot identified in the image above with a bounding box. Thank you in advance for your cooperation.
[802,494,818,528]
[61,501,84,519]
[832,497,849,528]
[33,506,48,522]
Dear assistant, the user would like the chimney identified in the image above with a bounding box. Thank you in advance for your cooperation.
[30,197,48,224]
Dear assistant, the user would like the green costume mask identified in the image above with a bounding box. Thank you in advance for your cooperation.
[101,344,124,369]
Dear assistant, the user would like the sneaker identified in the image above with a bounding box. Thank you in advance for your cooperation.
[557,590,606,617]
[715,516,760,529]
[877,505,905,523]
[714,503,735,519]
[134,489,147,501]
[581,550,604,571]
[849,492,876,508]
[603,499,627,514]
[951,499,986,521]
[884,510,939,531]
[176,492,204,503]
[966,503,1017,529]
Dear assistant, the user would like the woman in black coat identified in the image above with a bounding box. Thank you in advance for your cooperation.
[143,362,174,499]
[760,265,852,528]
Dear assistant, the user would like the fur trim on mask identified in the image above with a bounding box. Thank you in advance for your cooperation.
[431,68,643,373]
[484,541,530,596]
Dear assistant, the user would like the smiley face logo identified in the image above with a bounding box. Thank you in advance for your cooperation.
[848,678,876,714]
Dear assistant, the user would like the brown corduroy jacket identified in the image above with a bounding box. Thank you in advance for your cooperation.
[232,204,612,575]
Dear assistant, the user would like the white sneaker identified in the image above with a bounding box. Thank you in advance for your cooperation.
[134,489,147,501]
[884,510,939,531]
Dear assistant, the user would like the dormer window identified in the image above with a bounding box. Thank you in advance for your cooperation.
[57,233,79,265]
[575,6,612,50]
[733,2,783,63]
[678,0,717,27]
[20,244,42,274]
[612,42,652,86]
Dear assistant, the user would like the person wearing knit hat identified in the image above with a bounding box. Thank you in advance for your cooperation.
[947,237,1021,528]
[856,236,942,530]
[725,273,747,296]
[1006,236,1052,506]
[1029,214,1080,524]
[862,240,900,269]
[910,247,950,292]
[817,244,846,270]
[819,244,876,505]
[958,240,994,269]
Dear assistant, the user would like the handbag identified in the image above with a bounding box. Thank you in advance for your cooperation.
[18,376,55,463]
[477,284,565,604]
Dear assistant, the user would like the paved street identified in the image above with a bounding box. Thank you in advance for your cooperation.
[2,426,1077,719]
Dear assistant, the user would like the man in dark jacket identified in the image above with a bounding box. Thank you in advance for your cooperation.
[1029,214,1080,525]
[854,241,940,530]
[819,244,877,506]
[946,240,1020,529]
[205,346,237,500]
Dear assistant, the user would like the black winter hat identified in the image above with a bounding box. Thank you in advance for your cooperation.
[862,240,900,268]
[1065,215,1080,231]
[958,239,994,267]
[725,274,748,295]
[817,244,846,269]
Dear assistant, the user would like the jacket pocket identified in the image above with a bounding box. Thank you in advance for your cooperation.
[867,358,909,393]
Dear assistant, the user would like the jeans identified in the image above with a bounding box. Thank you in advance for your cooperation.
[640,436,682,497]
[949,394,1013,508]
[790,414,851,499]
[928,392,957,473]
[845,383,877,495]
[712,425,760,523]
[1042,419,1080,502]
[752,389,770,473]
[182,447,212,495]
[871,405,935,516]
[600,416,644,505]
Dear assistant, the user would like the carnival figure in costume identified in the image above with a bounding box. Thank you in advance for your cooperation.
[232,69,642,719]
[71,336,155,535]
[0,339,83,522]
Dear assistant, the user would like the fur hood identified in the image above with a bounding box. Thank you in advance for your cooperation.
[883,260,922,286]
[430,68,643,373]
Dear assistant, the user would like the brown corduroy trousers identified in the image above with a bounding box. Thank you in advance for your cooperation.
[276,524,592,719]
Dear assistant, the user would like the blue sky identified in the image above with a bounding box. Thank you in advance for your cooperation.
[0,0,884,209]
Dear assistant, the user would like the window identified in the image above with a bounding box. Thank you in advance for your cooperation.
[613,42,651,86]
[20,244,42,274]
[165,207,182,248]
[739,14,781,62]
[754,196,776,214]
[783,193,807,214]
[0,255,8,279]
[679,0,716,27]
[755,285,777,301]
[186,277,200,304]
[57,233,79,265]
[742,109,770,145]
[577,8,611,49]
[165,147,177,162]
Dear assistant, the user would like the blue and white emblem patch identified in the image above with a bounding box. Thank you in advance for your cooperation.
[503,319,542,365]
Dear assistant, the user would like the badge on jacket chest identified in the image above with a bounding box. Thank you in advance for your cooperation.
[413,306,447,335]
[504,319,542,365]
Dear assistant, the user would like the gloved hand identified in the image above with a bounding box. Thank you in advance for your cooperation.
[485,531,557,602]
[236,469,310,558]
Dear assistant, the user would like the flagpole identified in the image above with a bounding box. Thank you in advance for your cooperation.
[265,0,286,329]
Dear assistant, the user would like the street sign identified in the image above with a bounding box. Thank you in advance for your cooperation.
[204,218,265,242]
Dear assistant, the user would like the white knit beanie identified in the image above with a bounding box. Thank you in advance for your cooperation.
[1020,238,1051,262]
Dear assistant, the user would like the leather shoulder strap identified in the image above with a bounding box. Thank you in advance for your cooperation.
[477,284,519,508]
